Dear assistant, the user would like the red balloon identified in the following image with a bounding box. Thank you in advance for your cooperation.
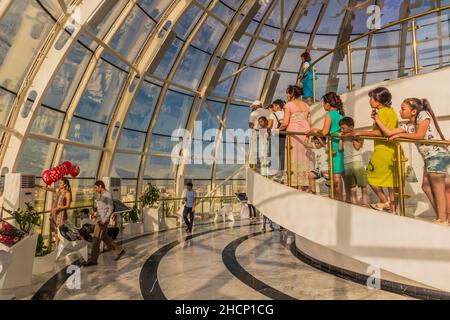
[42,170,53,186]
[70,165,80,178]
[62,161,72,174]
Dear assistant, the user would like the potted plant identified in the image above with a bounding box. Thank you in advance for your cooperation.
[141,184,162,232]
[32,233,57,275]
[122,205,143,235]
[0,204,40,289]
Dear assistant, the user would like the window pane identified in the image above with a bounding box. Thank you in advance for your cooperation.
[17,139,56,175]
[173,46,211,89]
[31,106,64,137]
[43,42,92,111]
[0,88,16,125]
[0,0,55,92]
[111,153,141,179]
[75,59,128,123]
[145,156,176,179]
[62,146,101,177]
[108,5,156,63]
[117,129,146,151]
[124,81,160,131]
[67,117,107,145]
[153,90,193,135]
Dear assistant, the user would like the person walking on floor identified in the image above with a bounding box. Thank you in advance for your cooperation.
[84,181,125,266]
[183,182,197,233]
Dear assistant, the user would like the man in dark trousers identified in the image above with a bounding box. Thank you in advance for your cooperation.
[182,182,197,233]
[84,181,125,266]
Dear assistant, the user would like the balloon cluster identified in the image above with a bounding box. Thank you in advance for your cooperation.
[42,161,80,186]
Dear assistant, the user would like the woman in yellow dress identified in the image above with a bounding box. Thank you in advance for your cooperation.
[353,87,400,214]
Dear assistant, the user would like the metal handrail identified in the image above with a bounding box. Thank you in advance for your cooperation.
[303,5,450,101]
[278,130,449,217]
[1,195,237,219]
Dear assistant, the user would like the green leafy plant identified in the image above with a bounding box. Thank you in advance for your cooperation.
[139,183,160,208]
[35,233,53,257]
[127,205,140,223]
[3,203,41,234]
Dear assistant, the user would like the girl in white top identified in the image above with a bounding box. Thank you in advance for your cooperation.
[373,98,450,225]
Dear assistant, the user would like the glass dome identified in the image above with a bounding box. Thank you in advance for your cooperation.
[0,0,448,209]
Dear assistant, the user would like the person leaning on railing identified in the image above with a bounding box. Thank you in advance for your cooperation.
[309,92,346,201]
[373,98,450,225]
[352,87,400,214]
[277,85,312,191]
[34,178,72,247]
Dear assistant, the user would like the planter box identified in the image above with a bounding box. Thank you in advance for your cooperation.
[0,233,38,289]
[122,222,143,236]
[165,216,179,229]
[143,207,163,233]
[33,250,57,275]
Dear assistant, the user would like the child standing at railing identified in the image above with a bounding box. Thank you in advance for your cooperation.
[309,92,345,201]
[307,137,330,194]
[339,117,369,207]
[373,98,450,225]
[353,87,399,214]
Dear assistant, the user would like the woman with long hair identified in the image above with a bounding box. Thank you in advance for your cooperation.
[277,85,313,190]
[310,92,346,201]
[36,178,72,246]
[374,98,450,224]
[353,87,400,214]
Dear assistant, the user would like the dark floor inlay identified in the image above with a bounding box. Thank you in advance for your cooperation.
[31,259,84,300]
[31,220,226,300]
[222,232,297,300]
[290,242,450,300]
[140,223,260,300]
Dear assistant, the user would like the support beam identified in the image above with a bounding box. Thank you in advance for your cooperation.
[97,0,194,179]
[260,0,307,105]
[0,0,105,173]
[136,0,222,200]
[174,0,260,199]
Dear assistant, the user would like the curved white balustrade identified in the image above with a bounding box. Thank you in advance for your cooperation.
[247,169,450,292]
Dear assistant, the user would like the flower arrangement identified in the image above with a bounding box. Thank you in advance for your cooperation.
[139,183,160,208]
[0,220,26,248]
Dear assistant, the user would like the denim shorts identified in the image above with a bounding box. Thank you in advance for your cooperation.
[424,152,450,174]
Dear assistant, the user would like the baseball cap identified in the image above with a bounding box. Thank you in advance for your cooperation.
[251,100,263,108]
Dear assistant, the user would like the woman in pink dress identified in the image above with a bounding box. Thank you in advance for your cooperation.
[278,85,313,189]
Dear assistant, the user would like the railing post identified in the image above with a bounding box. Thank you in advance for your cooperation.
[347,45,353,91]
[411,18,419,75]
[328,138,335,199]
[312,67,317,104]
[287,135,292,187]
[396,143,406,216]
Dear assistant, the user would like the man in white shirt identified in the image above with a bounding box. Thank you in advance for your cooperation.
[249,100,270,168]
[84,181,125,266]
[183,182,197,233]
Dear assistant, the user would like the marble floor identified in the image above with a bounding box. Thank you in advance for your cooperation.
[1,219,412,300]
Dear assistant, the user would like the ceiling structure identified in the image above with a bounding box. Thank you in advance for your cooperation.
[0,0,448,209]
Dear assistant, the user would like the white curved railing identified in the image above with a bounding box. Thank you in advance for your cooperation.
[247,169,450,292]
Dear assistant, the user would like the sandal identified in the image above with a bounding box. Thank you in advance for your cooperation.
[369,202,390,212]
[432,219,449,226]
